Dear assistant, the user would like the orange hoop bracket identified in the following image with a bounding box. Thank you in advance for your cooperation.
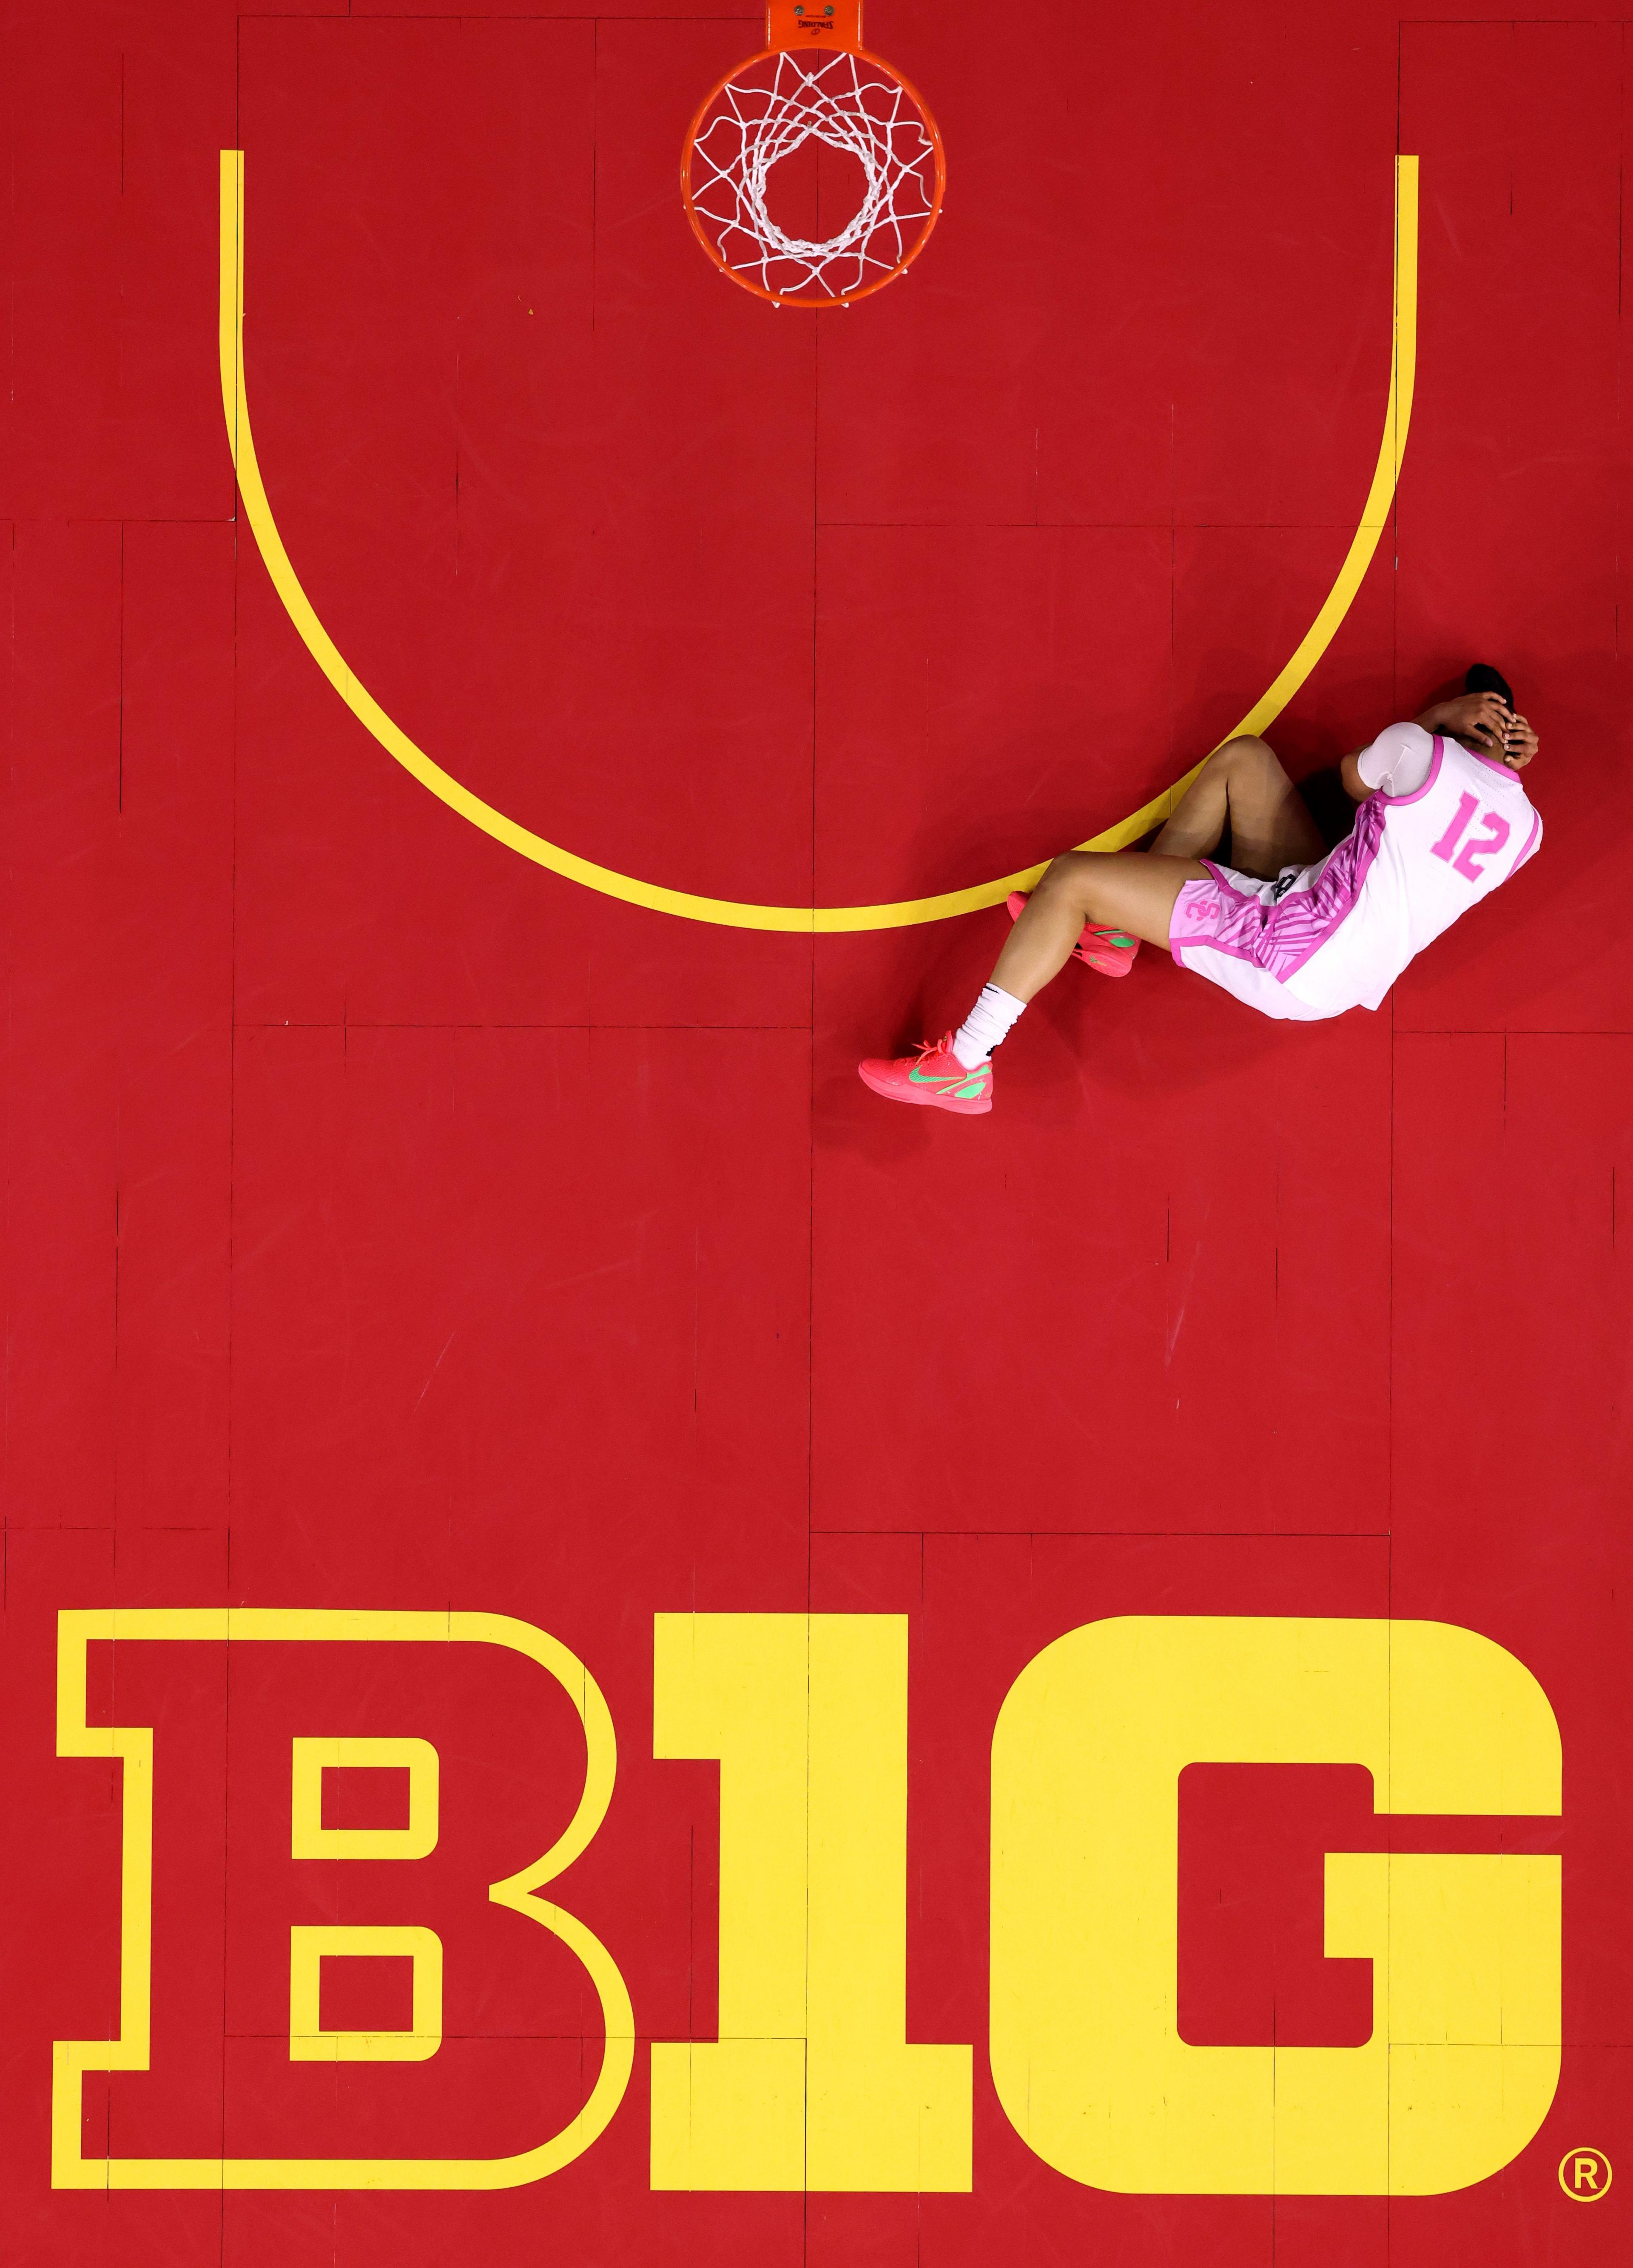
[768,2,865,51]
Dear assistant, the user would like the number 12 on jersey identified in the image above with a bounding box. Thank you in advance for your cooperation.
[1431,791,1511,881]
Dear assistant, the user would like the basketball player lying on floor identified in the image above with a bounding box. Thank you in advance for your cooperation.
[859,665,1541,1115]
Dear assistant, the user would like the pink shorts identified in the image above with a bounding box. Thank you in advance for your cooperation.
[1169,860,1309,961]
[1168,865,1335,1021]
[1166,801,1388,1022]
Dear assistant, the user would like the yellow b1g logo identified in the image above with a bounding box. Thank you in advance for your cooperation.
[56,1611,1560,2198]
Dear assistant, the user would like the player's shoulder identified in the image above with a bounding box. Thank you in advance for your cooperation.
[1361,719,1438,801]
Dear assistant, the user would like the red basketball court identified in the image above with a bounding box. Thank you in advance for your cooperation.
[0,3,1626,2263]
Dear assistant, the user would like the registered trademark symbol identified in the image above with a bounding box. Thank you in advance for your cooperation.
[1559,2146,1613,2200]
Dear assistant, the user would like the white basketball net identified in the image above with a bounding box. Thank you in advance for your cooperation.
[688,48,939,302]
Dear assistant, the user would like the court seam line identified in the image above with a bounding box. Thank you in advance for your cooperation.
[232,1019,820,1029]
[805,1528,1397,1540]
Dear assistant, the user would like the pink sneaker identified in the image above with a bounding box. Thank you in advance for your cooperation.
[858,1034,993,1115]
[1007,890,1141,976]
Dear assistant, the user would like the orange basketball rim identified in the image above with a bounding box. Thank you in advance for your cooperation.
[680,1,947,309]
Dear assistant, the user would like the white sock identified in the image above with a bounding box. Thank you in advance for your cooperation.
[952,983,1027,1068]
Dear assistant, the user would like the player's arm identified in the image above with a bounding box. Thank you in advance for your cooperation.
[1420,691,1539,770]
[1340,696,1539,801]
[1340,746,1375,802]
[1415,691,1515,756]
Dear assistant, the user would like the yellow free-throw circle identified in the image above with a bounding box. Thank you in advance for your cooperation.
[219,151,1418,934]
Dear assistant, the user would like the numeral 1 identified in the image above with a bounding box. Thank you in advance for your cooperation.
[651,1614,972,2191]
[1431,791,1480,864]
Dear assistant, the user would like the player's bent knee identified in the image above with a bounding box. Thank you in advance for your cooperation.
[1036,850,1087,892]
[1035,850,1123,927]
[1210,734,1273,774]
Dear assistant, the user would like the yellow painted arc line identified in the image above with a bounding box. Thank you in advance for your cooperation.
[219,150,1418,935]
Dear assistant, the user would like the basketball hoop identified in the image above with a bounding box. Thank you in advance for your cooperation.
[681,2,945,309]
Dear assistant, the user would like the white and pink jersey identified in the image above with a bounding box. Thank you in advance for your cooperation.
[1168,723,1542,1021]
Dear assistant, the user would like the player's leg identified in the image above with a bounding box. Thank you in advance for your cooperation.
[856,738,1322,1117]
[988,849,1204,1003]
[1152,734,1326,875]
[1003,734,1326,979]
[856,847,1203,1116]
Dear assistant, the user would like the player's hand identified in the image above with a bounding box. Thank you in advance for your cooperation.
[1502,713,1538,770]
[1436,691,1515,754]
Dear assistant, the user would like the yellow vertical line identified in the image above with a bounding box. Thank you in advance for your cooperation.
[1394,156,1420,474]
[117,1726,156,2075]
[219,153,242,480]
[50,1617,98,2187]
[52,1613,160,2186]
